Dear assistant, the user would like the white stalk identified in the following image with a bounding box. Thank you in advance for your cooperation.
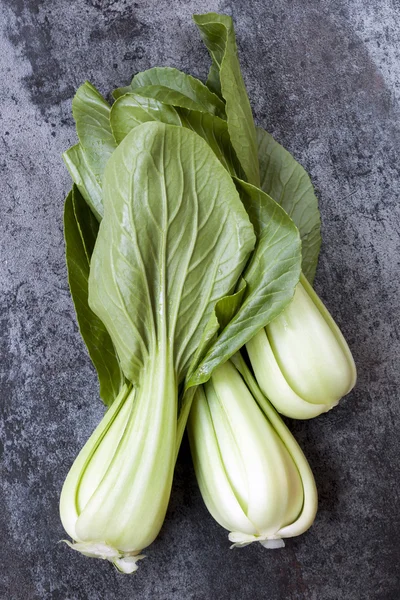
[59,349,177,572]
[232,354,318,540]
[247,274,356,419]
[188,359,317,548]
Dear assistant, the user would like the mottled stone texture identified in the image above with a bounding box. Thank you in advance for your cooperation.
[0,0,399,598]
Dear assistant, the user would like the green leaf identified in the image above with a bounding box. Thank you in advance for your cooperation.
[72,81,117,189]
[183,284,246,387]
[63,144,103,221]
[113,67,225,118]
[110,93,182,144]
[130,85,220,116]
[177,283,246,445]
[193,13,260,187]
[206,61,222,97]
[88,122,255,386]
[110,94,242,178]
[64,186,124,405]
[178,109,244,178]
[257,127,321,283]
[213,285,247,332]
[188,179,301,387]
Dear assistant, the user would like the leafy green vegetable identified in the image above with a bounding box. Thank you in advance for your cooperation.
[61,121,255,568]
[110,94,242,177]
[178,109,243,177]
[113,66,225,118]
[110,93,181,144]
[59,11,344,573]
[64,186,123,405]
[188,357,318,547]
[72,82,117,185]
[63,145,103,221]
[257,127,321,282]
[63,82,117,219]
[193,13,260,187]
[247,273,357,419]
[188,180,301,386]
[89,121,255,386]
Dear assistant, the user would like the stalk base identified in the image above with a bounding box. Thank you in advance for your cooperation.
[62,540,145,573]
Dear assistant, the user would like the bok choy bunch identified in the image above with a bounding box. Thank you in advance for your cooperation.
[188,356,317,547]
[59,122,256,568]
[59,10,356,573]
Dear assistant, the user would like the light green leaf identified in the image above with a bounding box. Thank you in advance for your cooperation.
[110,94,242,177]
[63,144,103,221]
[257,127,321,282]
[113,67,225,118]
[131,85,221,115]
[72,81,117,188]
[110,93,182,144]
[64,186,124,405]
[193,13,260,187]
[88,122,255,386]
[188,179,301,387]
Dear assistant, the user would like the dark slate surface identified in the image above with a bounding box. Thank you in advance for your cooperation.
[1,1,399,598]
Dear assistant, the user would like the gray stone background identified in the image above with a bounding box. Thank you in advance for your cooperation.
[1,0,399,598]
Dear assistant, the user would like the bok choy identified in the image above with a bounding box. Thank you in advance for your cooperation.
[247,275,357,419]
[188,356,317,547]
[60,122,256,568]
[58,10,356,573]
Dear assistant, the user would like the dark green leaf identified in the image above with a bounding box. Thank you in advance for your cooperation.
[64,186,123,405]
[178,109,244,177]
[206,61,222,97]
[188,179,301,387]
[257,127,321,282]
[193,13,260,186]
